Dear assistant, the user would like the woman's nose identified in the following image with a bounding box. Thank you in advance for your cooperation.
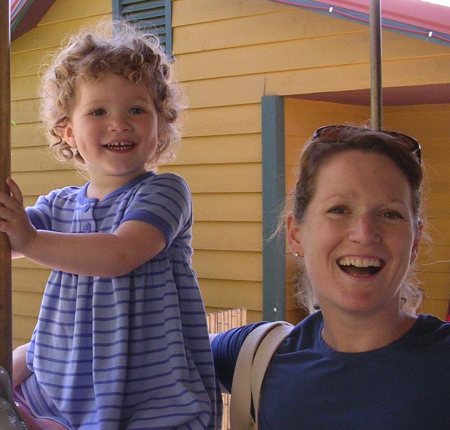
[348,214,381,245]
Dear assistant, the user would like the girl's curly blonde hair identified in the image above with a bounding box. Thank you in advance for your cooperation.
[40,21,184,168]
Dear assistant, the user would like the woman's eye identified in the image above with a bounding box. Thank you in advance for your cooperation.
[382,211,403,220]
[328,206,349,215]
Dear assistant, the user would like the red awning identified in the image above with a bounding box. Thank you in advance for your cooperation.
[271,0,450,45]
[11,0,55,40]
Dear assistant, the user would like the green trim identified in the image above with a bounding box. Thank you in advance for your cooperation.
[262,96,286,322]
[112,0,172,56]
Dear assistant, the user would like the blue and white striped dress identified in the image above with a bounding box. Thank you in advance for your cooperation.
[22,172,221,429]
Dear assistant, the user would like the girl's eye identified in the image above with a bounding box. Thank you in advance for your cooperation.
[130,107,144,115]
[90,109,106,116]
[328,206,349,215]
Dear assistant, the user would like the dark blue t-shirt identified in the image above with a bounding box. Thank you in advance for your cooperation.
[212,312,450,430]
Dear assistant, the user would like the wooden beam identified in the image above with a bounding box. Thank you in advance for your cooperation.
[0,0,12,376]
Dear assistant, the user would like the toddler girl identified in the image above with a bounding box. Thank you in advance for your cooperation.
[0,22,221,429]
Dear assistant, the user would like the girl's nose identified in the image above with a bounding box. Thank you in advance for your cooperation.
[109,116,131,132]
[348,214,381,245]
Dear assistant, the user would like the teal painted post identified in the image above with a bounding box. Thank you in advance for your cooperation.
[164,0,173,56]
[262,96,286,322]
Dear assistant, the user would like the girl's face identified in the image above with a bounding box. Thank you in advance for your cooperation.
[288,150,421,318]
[63,73,159,190]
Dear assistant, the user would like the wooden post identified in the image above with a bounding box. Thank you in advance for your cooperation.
[370,0,383,130]
[0,0,13,376]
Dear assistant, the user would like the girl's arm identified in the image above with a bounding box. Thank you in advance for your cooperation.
[12,343,32,388]
[0,178,166,277]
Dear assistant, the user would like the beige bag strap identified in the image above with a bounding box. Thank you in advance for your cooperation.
[230,321,293,430]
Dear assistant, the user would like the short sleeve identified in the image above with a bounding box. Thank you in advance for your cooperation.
[121,173,192,248]
[26,193,55,230]
[211,323,265,392]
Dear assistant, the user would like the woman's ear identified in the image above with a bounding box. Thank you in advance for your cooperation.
[287,213,304,257]
[410,218,423,264]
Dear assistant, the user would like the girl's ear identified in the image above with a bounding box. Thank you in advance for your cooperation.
[287,213,304,257]
[63,121,77,148]
[410,218,423,264]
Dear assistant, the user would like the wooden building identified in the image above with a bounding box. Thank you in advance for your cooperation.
[11,0,450,347]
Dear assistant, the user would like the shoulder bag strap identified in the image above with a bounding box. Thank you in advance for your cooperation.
[230,321,292,430]
[251,322,293,428]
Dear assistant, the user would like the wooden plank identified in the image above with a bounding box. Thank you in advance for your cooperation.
[13,291,42,316]
[266,56,450,98]
[199,279,261,310]
[12,268,49,293]
[421,278,450,300]
[11,98,40,124]
[192,193,261,222]
[193,250,262,282]
[12,315,37,347]
[12,123,46,148]
[12,170,84,196]
[182,104,261,137]
[159,163,261,193]
[175,32,449,82]
[172,0,284,26]
[173,8,366,54]
[11,75,40,101]
[40,0,111,24]
[12,16,111,52]
[173,134,262,165]
[193,221,261,252]
[11,47,56,78]
[427,218,450,244]
[12,146,72,172]
[180,74,266,109]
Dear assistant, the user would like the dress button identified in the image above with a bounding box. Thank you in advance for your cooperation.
[82,224,91,233]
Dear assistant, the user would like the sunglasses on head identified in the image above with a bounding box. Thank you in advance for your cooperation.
[312,125,422,164]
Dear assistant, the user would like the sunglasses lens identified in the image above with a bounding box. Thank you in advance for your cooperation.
[313,126,421,163]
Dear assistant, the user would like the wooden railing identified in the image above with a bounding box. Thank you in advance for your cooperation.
[207,308,247,430]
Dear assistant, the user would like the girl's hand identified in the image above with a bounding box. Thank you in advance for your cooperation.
[0,178,37,253]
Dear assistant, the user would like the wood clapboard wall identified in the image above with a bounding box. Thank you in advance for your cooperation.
[10,0,450,346]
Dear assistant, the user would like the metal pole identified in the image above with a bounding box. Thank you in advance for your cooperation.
[370,0,383,130]
[0,0,12,377]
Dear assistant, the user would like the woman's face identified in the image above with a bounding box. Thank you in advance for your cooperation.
[288,150,421,317]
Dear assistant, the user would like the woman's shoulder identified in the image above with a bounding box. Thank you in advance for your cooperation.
[412,313,450,345]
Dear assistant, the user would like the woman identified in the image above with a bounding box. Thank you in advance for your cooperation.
[212,125,450,430]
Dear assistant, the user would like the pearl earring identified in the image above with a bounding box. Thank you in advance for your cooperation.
[292,252,299,257]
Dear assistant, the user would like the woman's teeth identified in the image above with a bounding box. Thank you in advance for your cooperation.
[337,256,383,276]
